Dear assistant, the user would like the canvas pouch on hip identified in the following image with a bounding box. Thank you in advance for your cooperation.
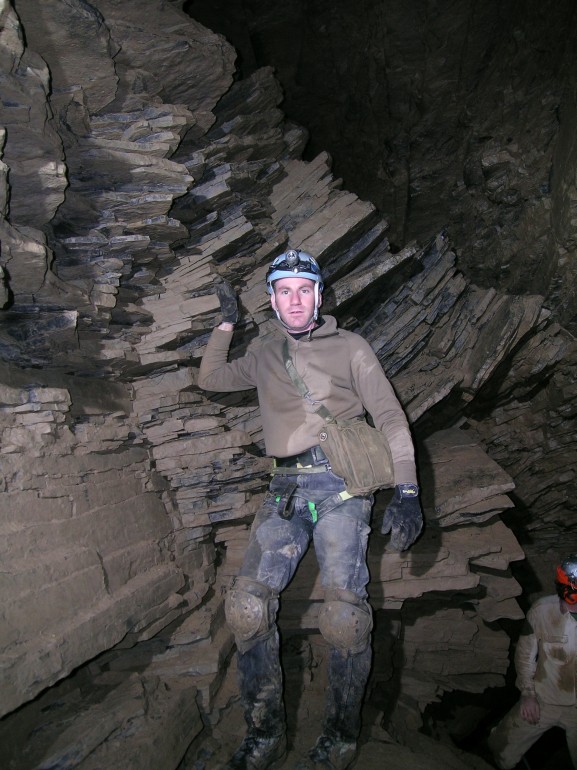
[282,338,394,496]
[318,417,394,496]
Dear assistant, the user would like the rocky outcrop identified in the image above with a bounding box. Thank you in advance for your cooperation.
[1,1,577,768]
[0,0,237,723]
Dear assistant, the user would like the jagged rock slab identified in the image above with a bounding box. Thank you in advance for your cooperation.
[420,427,516,526]
[0,671,202,770]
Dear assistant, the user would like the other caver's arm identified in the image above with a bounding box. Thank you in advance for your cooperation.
[514,615,539,696]
[514,613,541,723]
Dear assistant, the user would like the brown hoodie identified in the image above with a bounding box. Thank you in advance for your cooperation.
[198,315,417,484]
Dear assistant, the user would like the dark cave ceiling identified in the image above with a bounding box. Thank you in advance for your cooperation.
[184,0,577,331]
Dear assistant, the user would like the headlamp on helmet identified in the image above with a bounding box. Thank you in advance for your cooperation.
[265,249,324,294]
[555,555,577,605]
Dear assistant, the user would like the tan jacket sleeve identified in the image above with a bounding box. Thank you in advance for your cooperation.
[197,327,257,392]
[514,615,538,697]
[349,335,417,484]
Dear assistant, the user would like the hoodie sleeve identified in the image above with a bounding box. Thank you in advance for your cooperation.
[197,327,258,392]
[514,613,539,697]
[349,334,417,485]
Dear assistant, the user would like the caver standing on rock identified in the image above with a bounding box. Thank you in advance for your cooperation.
[488,554,577,769]
[198,249,423,770]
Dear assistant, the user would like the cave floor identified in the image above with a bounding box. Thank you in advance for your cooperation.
[180,635,497,770]
[181,693,498,770]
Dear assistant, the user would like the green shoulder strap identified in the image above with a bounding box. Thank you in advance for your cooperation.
[281,338,334,423]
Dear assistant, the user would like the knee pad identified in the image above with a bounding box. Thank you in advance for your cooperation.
[225,576,277,651]
[318,588,373,654]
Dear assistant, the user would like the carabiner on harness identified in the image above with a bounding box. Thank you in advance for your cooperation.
[274,478,298,520]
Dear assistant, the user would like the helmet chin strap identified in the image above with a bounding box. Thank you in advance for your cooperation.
[313,283,320,320]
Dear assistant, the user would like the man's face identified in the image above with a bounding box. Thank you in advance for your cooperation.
[271,277,321,332]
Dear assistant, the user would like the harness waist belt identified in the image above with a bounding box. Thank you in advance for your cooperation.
[274,445,329,468]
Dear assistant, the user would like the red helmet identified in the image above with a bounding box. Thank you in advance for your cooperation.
[555,555,577,605]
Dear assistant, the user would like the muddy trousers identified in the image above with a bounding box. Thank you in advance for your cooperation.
[237,630,372,741]
[488,700,577,769]
[234,467,374,743]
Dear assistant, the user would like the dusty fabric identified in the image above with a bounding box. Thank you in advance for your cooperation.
[197,315,417,484]
[515,595,577,705]
[488,595,577,768]
[489,699,577,769]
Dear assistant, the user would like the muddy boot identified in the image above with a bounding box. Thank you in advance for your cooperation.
[232,633,286,769]
[296,734,357,770]
[224,731,287,770]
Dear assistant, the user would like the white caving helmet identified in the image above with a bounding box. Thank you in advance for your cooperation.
[266,249,324,324]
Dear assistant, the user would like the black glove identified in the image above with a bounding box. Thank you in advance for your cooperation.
[381,483,423,551]
[215,280,239,324]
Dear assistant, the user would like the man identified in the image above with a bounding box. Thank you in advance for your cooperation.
[198,249,423,770]
[488,554,577,769]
